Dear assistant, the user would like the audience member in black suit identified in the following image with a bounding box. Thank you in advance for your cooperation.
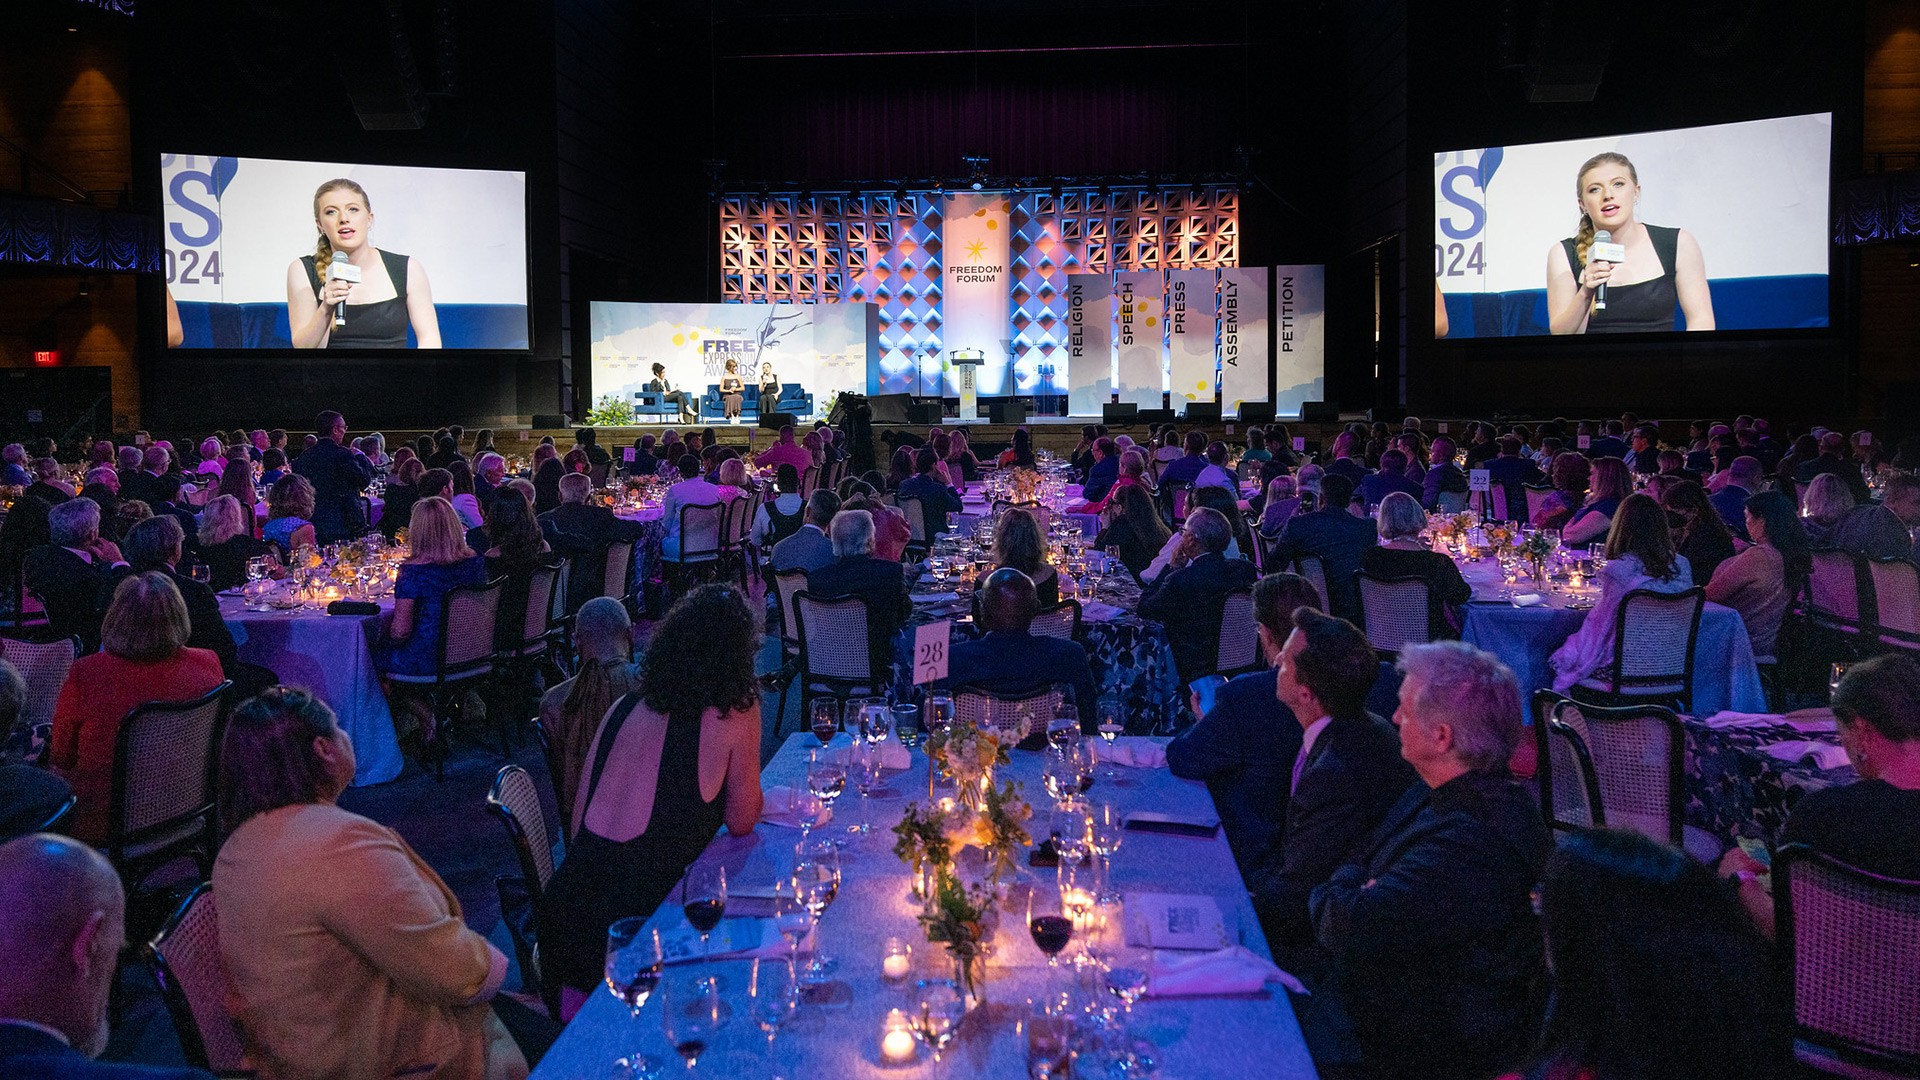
[1167,574,1322,868]
[139,473,201,554]
[574,428,612,470]
[1137,507,1260,686]
[1358,449,1423,509]
[945,569,1100,749]
[0,835,218,1078]
[1269,473,1375,622]
[895,448,964,538]
[629,435,659,478]
[21,458,73,509]
[1420,437,1469,511]
[1463,423,1501,469]
[77,471,120,529]
[1362,493,1470,640]
[291,410,375,544]
[1622,426,1661,475]
[1482,436,1544,517]
[1306,641,1548,1080]
[538,473,640,557]
[1794,431,1870,503]
[22,499,130,653]
[1586,420,1629,460]
[0,659,73,841]
[806,509,911,677]
[1322,431,1368,486]
[1080,437,1121,505]
[1245,607,1415,960]
[118,447,173,509]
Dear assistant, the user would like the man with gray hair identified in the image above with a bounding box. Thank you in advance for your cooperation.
[24,458,74,507]
[1305,641,1548,1080]
[0,833,212,1076]
[807,509,911,675]
[23,499,129,652]
[771,489,839,574]
[1138,507,1259,685]
[0,661,74,842]
[474,452,508,501]
[0,444,28,488]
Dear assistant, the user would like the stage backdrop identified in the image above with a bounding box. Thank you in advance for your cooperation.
[1167,268,1219,406]
[718,186,1240,402]
[1267,266,1325,418]
[1065,274,1115,416]
[588,301,875,415]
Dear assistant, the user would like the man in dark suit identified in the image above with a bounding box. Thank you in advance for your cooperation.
[1245,608,1414,958]
[0,834,215,1079]
[1080,438,1120,505]
[771,490,839,575]
[895,448,965,539]
[573,428,612,470]
[1622,426,1661,476]
[1711,456,1764,540]
[292,411,375,545]
[539,474,640,557]
[1358,450,1423,509]
[117,446,173,508]
[22,499,130,654]
[1796,430,1871,503]
[1167,574,1315,868]
[1586,420,1629,460]
[1306,642,1549,1080]
[1420,437,1469,511]
[629,435,660,479]
[807,509,911,677]
[1158,431,1210,488]
[1269,474,1375,622]
[646,362,697,424]
[21,459,73,509]
[139,474,201,555]
[1138,507,1260,686]
[945,569,1101,749]
[1482,436,1544,520]
[1322,431,1368,486]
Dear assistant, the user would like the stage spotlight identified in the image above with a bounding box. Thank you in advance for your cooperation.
[961,154,990,191]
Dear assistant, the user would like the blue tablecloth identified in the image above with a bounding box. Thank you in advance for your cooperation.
[1682,714,1854,846]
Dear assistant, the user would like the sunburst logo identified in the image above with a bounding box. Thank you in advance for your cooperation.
[963,238,987,262]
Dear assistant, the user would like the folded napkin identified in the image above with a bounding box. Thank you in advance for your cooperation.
[1146,945,1305,998]
[1759,740,1851,771]
[874,740,912,770]
[759,785,832,829]
[1783,707,1839,733]
[1696,711,1783,731]
[1081,600,1125,622]
[1092,738,1166,769]
[1509,593,1546,608]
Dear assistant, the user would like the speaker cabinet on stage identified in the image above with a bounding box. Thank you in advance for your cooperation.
[759,412,798,431]
[533,414,570,428]
[908,400,945,425]
[1184,403,1222,424]
[1102,402,1139,424]
[988,400,1029,424]
[1237,403,1276,424]
[1300,401,1339,422]
[867,393,913,424]
[1137,408,1176,424]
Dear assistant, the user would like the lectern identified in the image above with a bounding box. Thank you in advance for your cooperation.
[950,349,986,422]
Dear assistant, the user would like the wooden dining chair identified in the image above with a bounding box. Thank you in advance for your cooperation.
[146,884,252,1077]
[1570,587,1706,714]
[107,680,233,894]
[1357,572,1435,656]
[487,764,564,1019]
[388,578,503,780]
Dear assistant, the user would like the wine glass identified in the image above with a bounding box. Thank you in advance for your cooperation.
[1103,937,1156,1076]
[1073,739,1097,794]
[927,694,955,738]
[809,698,840,747]
[604,919,663,1080]
[805,749,846,840]
[858,702,891,746]
[661,970,727,1070]
[847,740,885,836]
[892,702,922,750]
[1089,801,1125,905]
[1027,876,1074,975]
[679,865,727,975]
[1041,749,1079,805]
[1047,703,1080,752]
[909,978,968,1063]
[1051,795,1092,869]
[770,879,812,967]
[1095,698,1126,781]
[792,837,841,983]
[747,957,798,1061]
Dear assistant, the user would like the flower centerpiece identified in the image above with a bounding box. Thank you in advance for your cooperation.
[926,718,1009,811]
[585,393,634,426]
[1518,529,1558,583]
[1004,467,1042,505]
[919,867,994,1006]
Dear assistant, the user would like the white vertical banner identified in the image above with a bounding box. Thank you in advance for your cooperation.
[1114,269,1165,410]
[940,192,1013,395]
[1218,267,1270,417]
[1166,268,1218,408]
[1271,265,1326,419]
[1065,273,1115,416]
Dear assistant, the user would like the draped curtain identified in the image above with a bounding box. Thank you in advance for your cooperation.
[1833,169,1920,245]
[0,193,159,272]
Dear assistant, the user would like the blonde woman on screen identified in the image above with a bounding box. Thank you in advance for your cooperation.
[288,178,442,349]
[1546,152,1714,335]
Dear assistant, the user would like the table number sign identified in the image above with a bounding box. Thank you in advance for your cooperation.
[914,621,950,684]
[623,447,636,463]
[1577,435,1592,450]
[1469,469,1490,492]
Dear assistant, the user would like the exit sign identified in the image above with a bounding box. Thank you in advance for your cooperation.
[32,351,57,366]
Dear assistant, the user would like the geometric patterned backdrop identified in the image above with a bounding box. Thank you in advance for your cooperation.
[719,185,1238,380]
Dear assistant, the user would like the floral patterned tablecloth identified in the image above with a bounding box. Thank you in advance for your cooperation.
[1681,714,1854,846]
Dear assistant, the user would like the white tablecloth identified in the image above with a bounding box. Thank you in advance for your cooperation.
[220,594,403,786]
[531,734,1317,1077]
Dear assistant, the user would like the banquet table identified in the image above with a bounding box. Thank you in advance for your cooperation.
[529,734,1319,1078]
[901,555,1186,733]
[219,590,403,786]
[952,483,1103,541]
[613,502,669,612]
[1452,557,1768,718]
[1682,711,1854,847]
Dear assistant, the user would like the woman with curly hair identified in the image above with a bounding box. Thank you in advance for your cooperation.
[537,584,764,1006]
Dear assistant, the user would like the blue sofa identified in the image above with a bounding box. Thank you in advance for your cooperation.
[631,390,680,418]
[696,383,815,420]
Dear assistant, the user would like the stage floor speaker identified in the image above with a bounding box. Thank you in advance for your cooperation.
[1137,408,1176,424]
[1237,403,1277,424]
[908,400,945,425]
[988,400,1029,424]
[868,393,913,424]
[532,414,570,428]
[1301,401,1340,422]
[1183,402,1222,424]
[759,412,798,431]
[1102,402,1139,424]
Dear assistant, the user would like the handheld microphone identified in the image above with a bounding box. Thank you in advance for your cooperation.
[328,251,361,328]
[1588,229,1627,311]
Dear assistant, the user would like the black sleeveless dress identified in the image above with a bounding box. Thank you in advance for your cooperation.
[763,497,804,547]
[538,691,730,992]
[299,248,412,348]
[1560,224,1681,334]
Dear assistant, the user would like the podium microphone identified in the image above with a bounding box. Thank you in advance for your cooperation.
[1589,229,1627,311]
[329,250,358,328]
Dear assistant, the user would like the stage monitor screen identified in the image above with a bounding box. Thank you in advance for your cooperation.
[160,155,529,349]
[1433,113,1830,338]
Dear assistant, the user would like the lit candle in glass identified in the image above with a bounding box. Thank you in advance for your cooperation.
[882,938,912,982]
[882,1008,917,1063]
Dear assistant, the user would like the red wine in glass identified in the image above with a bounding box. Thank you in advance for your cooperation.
[1029,915,1074,958]
[684,897,725,935]
[674,1039,706,1066]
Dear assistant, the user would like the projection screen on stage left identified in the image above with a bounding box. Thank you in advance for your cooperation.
[589,301,876,417]
[160,154,529,349]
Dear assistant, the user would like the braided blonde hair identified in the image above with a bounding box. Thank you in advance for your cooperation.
[1573,152,1637,267]
[311,178,371,292]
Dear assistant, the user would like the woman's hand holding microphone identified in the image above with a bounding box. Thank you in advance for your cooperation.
[1578,257,1614,294]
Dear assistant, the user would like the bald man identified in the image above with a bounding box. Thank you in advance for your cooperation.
[0,834,212,1077]
[945,569,1100,750]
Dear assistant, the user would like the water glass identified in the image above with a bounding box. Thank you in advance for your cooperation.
[892,703,922,749]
